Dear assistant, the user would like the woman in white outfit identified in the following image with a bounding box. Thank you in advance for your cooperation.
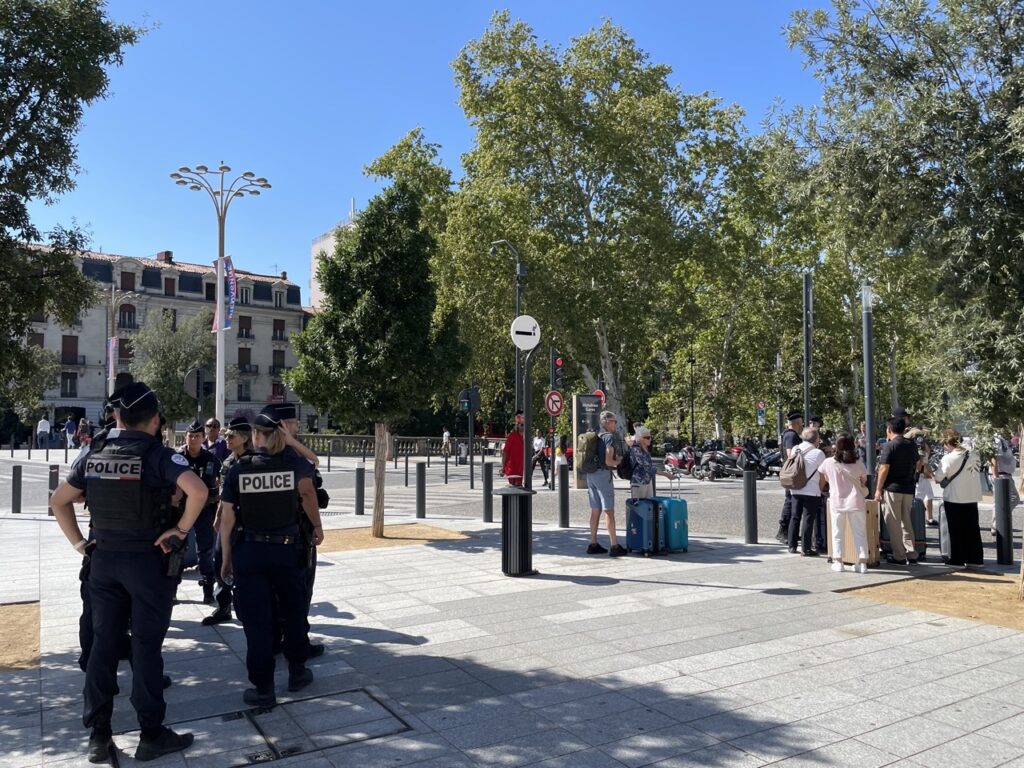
[818,433,869,573]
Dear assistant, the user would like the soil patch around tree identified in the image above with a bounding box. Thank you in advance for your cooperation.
[319,523,470,553]
[0,601,40,671]
[845,570,1024,631]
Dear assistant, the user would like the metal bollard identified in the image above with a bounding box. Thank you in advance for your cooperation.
[415,462,426,519]
[355,464,365,515]
[994,476,1014,565]
[483,461,493,522]
[361,441,367,463]
[405,455,409,487]
[559,463,570,528]
[64,443,68,464]
[481,456,486,485]
[27,442,31,460]
[48,464,59,516]
[427,451,431,468]
[743,469,758,544]
[393,451,398,470]
[327,441,332,473]
[444,454,449,485]
[12,465,22,514]
[46,445,50,462]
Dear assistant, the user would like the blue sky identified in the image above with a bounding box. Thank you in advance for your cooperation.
[28,1,823,303]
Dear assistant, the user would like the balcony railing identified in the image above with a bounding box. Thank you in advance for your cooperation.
[238,363,259,374]
[269,365,291,376]
[117,320,139,330]
[237,329,254,339]
[272,332,288,342]
[60,388,78,398]
[61,354,86,366]
[116,359,133,371]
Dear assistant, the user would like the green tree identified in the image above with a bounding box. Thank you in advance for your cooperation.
[0,0,140,401]
[784,0,1024,428]
[439,13,746,427]
[7,345,61,422]
[287,182,465,537]
[129,309,217,424]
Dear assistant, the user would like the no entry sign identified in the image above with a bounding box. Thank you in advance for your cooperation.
[545,390,564,417]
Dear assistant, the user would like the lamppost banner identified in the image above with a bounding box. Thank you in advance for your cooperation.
[211,255,237,331]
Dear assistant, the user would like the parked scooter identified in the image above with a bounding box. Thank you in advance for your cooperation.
[663,443,696,477]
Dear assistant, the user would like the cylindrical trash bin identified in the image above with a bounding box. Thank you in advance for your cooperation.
[494,485,538,577]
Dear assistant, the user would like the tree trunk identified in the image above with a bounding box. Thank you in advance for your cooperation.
[372,422,388,538]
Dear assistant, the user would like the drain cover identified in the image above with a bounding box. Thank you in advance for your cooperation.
[110,688,409,766]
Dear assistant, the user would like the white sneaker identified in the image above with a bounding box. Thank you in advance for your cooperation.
[831,562,845,572]
[855,563,867,574]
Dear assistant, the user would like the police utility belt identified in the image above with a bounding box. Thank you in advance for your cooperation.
[240,529,300,545]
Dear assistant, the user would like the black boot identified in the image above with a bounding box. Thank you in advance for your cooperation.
[201,581,215,605]
[243,687,277,707]
[201,604,232,626]
[288,665,314,692]
[134,727,194,762]
[87,727,112,764]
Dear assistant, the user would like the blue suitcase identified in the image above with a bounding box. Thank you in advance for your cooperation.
[652,496,688,553]
[626,498,666,556]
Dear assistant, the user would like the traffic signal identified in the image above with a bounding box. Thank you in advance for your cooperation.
[552,352,564,389]
[459,398,471,412]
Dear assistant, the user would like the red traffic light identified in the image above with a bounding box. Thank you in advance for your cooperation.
[555,357,563,367]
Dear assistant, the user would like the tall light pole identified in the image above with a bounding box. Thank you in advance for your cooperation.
[688,350,696,446]
[490,240,525,413]
[802,270,813,423]
[170,164,270,424]
[108,286,141,395]
[862,283,877,486]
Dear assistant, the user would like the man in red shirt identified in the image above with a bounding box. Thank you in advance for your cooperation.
[502,411,525,486]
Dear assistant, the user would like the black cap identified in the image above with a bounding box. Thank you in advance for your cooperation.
[226,416,252,433]
[185,419,204,434]
[254,405,282,429]
[892,406,909,418]
[117,382,158,410]
[809,415,823,424]
[787,410,803,421]
[274,402,297,420]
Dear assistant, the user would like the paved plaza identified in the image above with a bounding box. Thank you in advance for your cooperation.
[1,453,1023,767]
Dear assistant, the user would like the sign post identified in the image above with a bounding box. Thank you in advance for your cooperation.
[510,316,541,490]
[458,386,481,488]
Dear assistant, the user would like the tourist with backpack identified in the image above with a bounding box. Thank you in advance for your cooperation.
[579,410,627,556]
[782,427,826,555]
[628,425,673,500]
[775,411,804,543]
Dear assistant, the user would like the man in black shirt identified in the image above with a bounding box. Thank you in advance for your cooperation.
[873,417,922,564]
[776,411,804,543]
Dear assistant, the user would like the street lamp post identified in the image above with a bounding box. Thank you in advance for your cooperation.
[862,283,877,485]
[687,351,696,446]
[170,164,270,424]
[490,240,525,413]
[108,286,141,396]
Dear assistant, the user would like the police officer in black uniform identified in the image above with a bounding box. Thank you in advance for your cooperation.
[219,406,323,707]
[179,420,222,604]
[202,415,253,626]
[50,383,209,763]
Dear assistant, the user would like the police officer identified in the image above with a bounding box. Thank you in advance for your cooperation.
[203,416,253,626]
[50,383,208,763]
[179,420,222,604]
[219,406,324,707]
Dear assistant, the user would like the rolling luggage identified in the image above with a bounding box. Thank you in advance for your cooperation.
[626,498,665,556]
[879,496,928,561]
[652,479,689,553]
[825,500,879,567]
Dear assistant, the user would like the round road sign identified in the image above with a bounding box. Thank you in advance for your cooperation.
[593,389,605,406]
[545,390,563,417]
[510,315,541,351]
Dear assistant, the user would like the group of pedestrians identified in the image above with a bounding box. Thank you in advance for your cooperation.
[49,383,326,764]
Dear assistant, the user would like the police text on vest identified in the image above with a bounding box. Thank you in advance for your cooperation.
[240,472,295,493]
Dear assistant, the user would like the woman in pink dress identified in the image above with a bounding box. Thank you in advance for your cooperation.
[818,433,870,573]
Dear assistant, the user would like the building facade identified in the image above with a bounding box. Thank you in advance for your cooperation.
[29,249,316,429]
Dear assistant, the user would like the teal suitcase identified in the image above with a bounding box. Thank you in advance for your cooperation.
[652,496,688,552]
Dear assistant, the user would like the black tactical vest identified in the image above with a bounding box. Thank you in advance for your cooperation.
[235,453,299,530]
[85,438,168,530]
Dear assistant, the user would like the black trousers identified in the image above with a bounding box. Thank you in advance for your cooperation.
[778,489,793,529]
[84,548,175,731]
[194,505,217,586]
[942,501,983,566]
[788,495,822,553]
[234,540,309,690]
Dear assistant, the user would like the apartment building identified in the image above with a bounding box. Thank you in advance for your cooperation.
[29,249,316,428]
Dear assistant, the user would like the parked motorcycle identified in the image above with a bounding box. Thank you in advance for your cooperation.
[663,444,696,477]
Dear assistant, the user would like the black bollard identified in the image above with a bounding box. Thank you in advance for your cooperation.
[481,455,486,486]
[743,469,758,544]
[558,463,569,528]
[427,450,431,468]
[48,464,59,516]
[46,444,50,463]
[327,440,332,473]
[12,465,22,514]
[483,461,493,522]
[415,462,426,519]
[405,455,409,488]
[495,485,538,576]
[64,443,68,464]
[393,450,398,470]
[355,464,365,516]
[444,454,449,485]
[362,440,367,463]
[994,476,1014,565]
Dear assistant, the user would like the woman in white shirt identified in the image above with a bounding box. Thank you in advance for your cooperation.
[818,434,869,573]
[932,428,983,566]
